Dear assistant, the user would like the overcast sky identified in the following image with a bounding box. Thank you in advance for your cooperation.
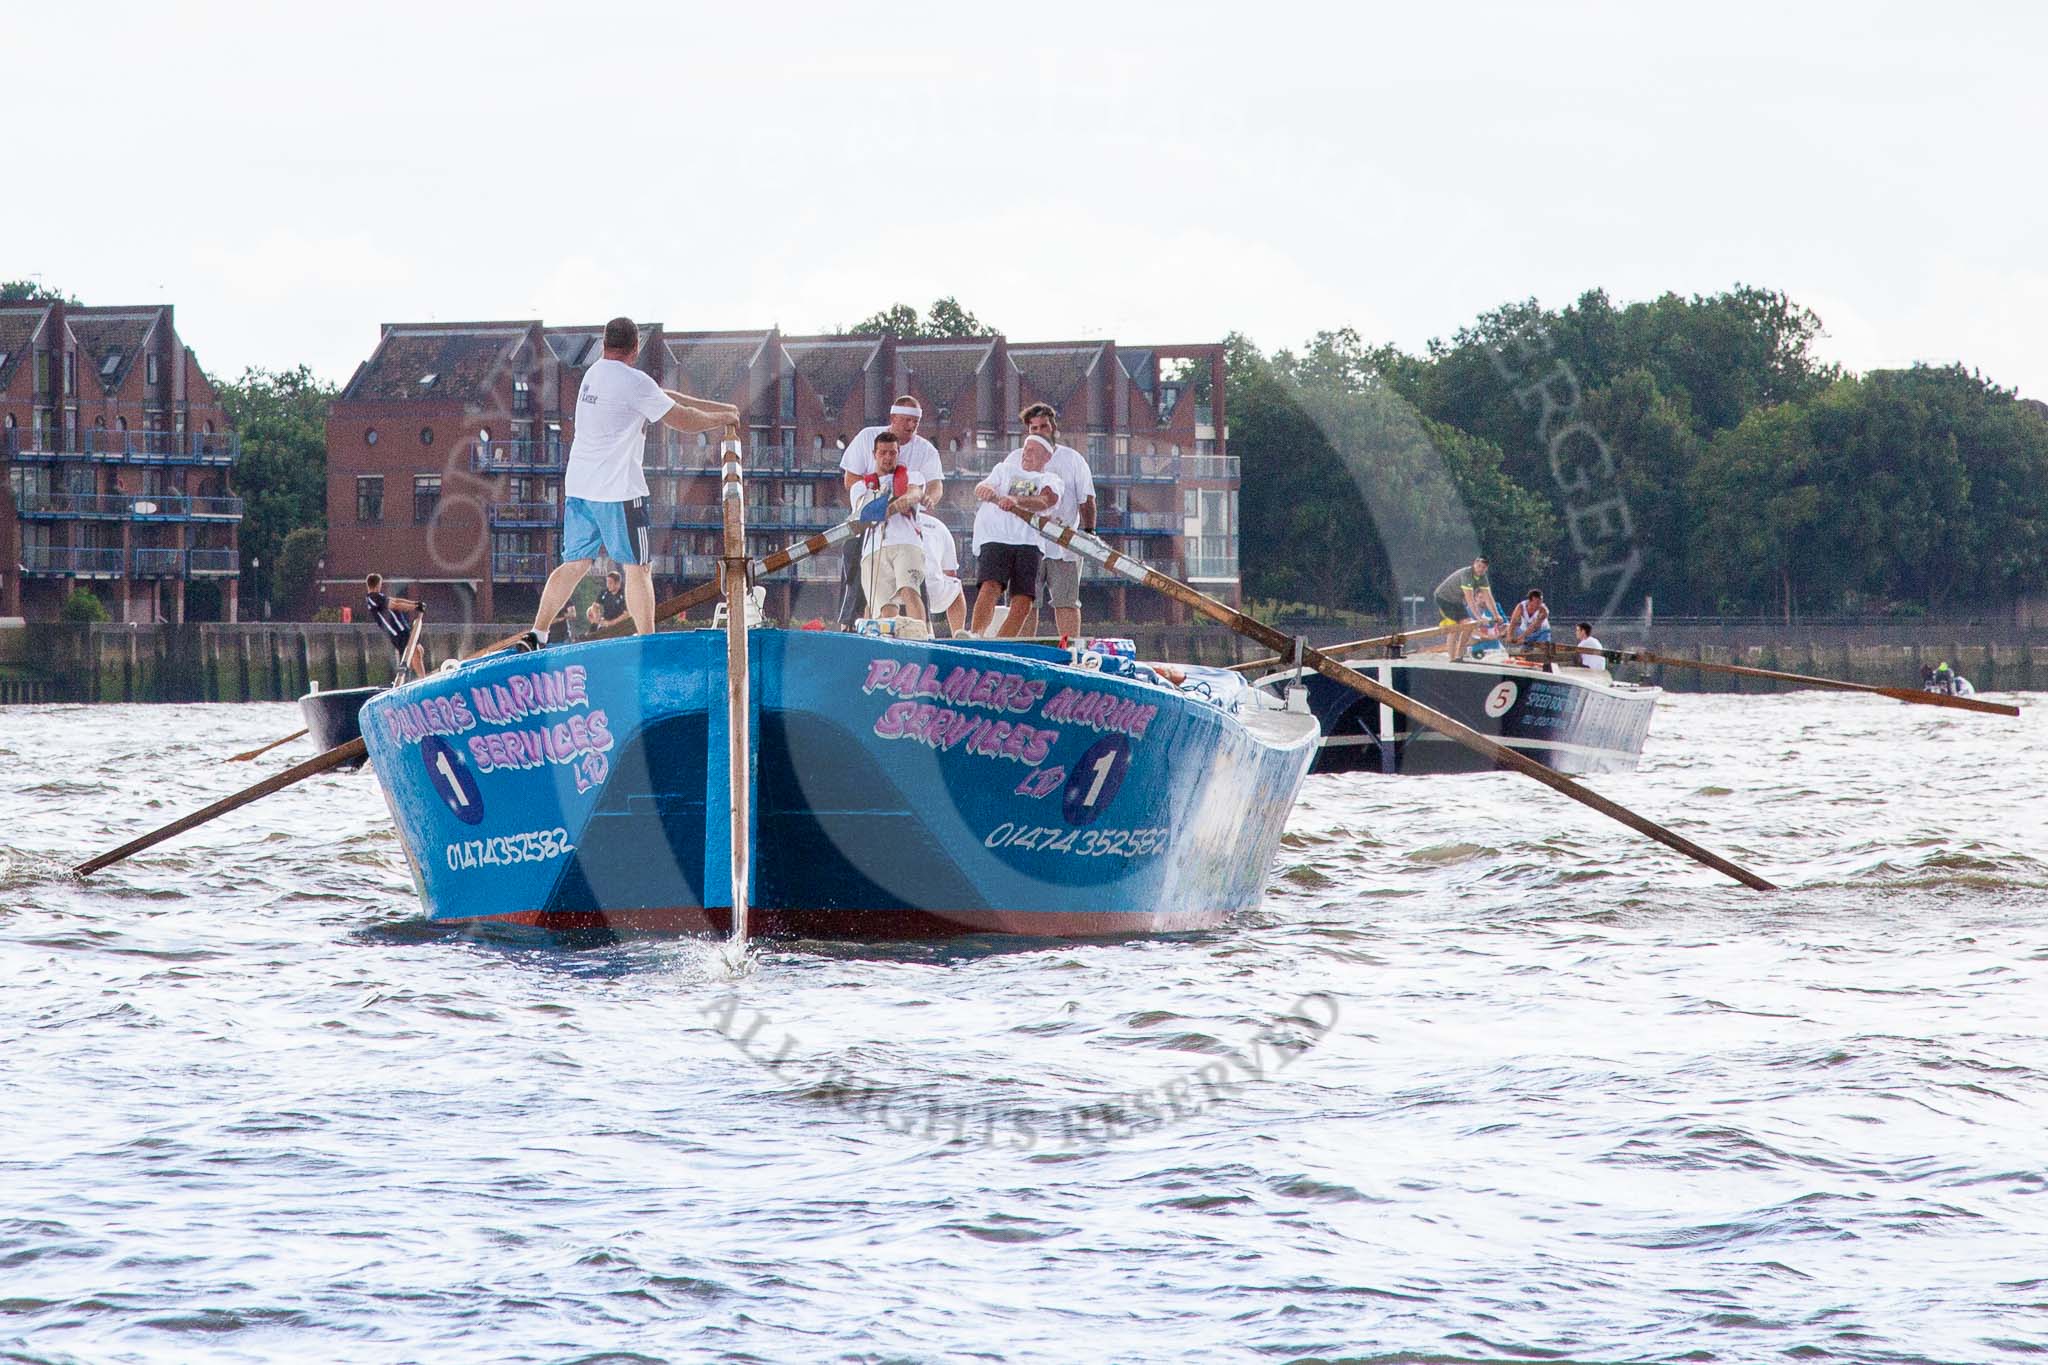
[10,0,2044,396]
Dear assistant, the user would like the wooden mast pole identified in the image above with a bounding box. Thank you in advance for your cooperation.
[720,425,752,945]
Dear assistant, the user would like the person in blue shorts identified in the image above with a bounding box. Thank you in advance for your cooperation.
[519,317,737,649]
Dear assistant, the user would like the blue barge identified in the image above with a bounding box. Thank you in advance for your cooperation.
[360,630,1320,938]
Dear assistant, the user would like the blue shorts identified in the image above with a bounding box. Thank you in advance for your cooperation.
[563,496,650,566]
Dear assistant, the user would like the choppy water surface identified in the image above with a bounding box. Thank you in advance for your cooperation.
[2,692,2045,1364]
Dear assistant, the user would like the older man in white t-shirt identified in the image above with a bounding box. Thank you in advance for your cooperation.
[1015,402,1096,639]
[837,394,943,628]
[970,435,1065,639]
[519,317,737,648]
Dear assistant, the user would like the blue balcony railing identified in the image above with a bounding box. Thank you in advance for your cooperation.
[188,495,244,519]
[1183,456,1239,481]
[74,430,241,464]
[131,547,187,577]
[491,552,553,582]
[20,545,126,577]
[186,548,240,575]
[472,439,566,473]
[489,501,559,527]
[1093,453,1181,484]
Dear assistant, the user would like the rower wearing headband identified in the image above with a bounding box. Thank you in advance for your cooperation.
[839,394,946,626]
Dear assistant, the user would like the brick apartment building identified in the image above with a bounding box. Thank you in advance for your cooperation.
[0,301,243,622]
[320,321,1235,626]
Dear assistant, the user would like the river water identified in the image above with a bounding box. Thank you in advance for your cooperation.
[1,692,2044,1364]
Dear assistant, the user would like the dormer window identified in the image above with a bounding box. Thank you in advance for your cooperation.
[419,373,438,389]
[101,351,121,378]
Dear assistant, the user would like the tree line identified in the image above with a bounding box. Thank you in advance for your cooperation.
[1230,286,2048,620]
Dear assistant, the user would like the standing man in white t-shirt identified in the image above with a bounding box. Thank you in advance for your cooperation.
[837,395,944,628]
[519,317,737,648]
[852,431,928,620]
[1016,402,1096,639]
[969,435,1065,638]
[916,508,965,635]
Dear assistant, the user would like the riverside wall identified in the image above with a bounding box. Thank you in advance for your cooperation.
[1,620,2044,703]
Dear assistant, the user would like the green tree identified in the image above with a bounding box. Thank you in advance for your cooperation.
[844,297,993,339]
[0,280,80,304]
[276,527,327,620]
[59,587,109,622]
[217,365,333,617]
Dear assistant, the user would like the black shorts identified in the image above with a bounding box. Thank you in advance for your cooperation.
[977,542,1043,599]
[1435,595,1470,623]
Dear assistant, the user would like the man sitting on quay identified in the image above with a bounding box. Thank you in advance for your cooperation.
[838,395,944,628]
[969,434,1065,639]
[520,316,738,649]
[364,573,426,677]
[584,569,630,633]
[852,431,929,624]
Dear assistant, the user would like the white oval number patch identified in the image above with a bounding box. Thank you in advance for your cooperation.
[1483,680,1518,719]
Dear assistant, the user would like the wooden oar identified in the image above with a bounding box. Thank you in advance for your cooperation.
[1534,642,2020,718]
[79,738,370,876]
[1023,512,1774,891]
[719,428,753,947]
[1229,624,1447,675]
[74,517,864,879]
[226,728,307,763]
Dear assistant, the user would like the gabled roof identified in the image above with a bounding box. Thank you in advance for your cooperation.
[345,322,537,402]
[67,309,160,395]
[0,303,49,392]
[1116,347,1156,394]
[781,336,880,418]
[665,330,767,399]
[1009,343,1106,409]
[896,338,996,412]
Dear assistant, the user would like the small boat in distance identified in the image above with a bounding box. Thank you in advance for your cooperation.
[1257,653,1657,776]
[358,629,1320,938]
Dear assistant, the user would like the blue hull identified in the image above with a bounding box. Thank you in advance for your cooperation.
[360,631,1319,939]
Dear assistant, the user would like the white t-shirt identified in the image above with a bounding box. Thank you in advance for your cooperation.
[972,453,1066,551]
[1577,635,1607,670]
[840,426,943,490]
[917,511,962,610]
[564,358,673,502]
[855,464,928,554]
[1038,444,1096,561]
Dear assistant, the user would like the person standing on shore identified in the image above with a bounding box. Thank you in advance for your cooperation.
[519,317,737,650]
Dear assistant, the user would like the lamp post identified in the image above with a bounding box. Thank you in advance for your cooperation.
[252,556,263,620]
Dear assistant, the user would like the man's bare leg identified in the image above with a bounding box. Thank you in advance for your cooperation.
[997,595,1035,638]
[1054,606,1080,639]
[944,596,966,635]
[970,583,1003,635]
[897,587,926,620]
[623,562,655,635]
[533,558,593,637]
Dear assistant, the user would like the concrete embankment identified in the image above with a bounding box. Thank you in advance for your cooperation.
[1,621,2041,703]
